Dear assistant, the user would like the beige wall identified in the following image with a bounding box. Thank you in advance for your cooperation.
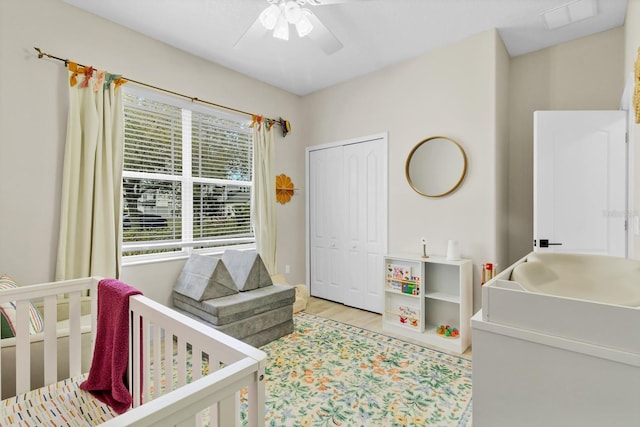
[495,35,511,268]
[301,30,507,312]
[626,0,640,259]
[507,27,625,265]
[0,0,305,302]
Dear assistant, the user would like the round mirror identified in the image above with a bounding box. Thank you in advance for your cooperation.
[406,136,467,197]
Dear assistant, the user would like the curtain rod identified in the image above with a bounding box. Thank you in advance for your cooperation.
[33,47,291,137]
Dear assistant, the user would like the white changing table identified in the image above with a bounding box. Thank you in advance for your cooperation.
[471,253,640,427]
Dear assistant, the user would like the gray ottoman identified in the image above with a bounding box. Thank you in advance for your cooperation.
[172,252,295,347]
[174,284,294,347]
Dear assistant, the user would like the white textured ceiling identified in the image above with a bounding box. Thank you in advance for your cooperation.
[63,0,628,95]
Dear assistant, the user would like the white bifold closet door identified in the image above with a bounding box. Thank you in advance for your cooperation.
[307,134,387,313]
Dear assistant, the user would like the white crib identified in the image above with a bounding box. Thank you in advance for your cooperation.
[0,277,266,426]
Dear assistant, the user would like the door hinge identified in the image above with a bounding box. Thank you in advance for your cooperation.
[626,132,629,143]
[625,219,628,231]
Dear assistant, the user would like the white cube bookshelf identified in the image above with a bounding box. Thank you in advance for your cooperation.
[383,253,472,354]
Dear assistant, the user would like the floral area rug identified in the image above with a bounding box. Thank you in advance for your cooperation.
[247,312,472,427]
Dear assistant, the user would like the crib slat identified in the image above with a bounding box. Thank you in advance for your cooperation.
[15,300,31,394]
[132,312,142,408]
[142,316,151,405]
[164,329,173,396]
[209,353,224,427]
[191,345,203,427]
[153,325,161,399]
[128,316,133,407]
[209,354,221,427]
[43,294,58,386]
[68,291,81,377]
[209,403,218,427]
[177,336,187,388]
[248,363,266,427]
[90,279,98,350]
[192,345,202,381]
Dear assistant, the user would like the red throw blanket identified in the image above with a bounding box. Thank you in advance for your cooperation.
[80,279,142,414]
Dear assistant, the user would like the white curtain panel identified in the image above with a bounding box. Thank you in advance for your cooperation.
[252,124,277,275]
[55,72,124,280]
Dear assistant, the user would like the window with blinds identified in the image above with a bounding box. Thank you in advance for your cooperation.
[122,87,254,259]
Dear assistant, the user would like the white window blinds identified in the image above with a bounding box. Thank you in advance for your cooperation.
[122,87,254,258]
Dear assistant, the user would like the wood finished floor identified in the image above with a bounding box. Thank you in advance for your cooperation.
[304,296,473,359]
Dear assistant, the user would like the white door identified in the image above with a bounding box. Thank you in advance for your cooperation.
[342,140,387,313]
[534,111,627,256]
[308,146,344,301]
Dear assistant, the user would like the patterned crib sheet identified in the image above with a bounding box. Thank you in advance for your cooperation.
[0,374,117,426]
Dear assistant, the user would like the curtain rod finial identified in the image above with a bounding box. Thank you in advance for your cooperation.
[279,118,291,138]
[34,47,44,58]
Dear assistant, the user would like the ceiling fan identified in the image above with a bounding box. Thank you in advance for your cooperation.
[235,0,365,55]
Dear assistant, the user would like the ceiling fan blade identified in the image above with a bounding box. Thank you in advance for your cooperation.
[305,11,343,54]
[233,15,268,48]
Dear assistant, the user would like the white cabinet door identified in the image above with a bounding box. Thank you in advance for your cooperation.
[534,111,627,256]
[309,146,344,301]
[342,140,387,313]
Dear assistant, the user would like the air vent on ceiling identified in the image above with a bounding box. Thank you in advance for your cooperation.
[542,0,597,30]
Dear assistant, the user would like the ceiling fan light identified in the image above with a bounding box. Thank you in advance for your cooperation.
[273,14,290,40]
[295,13,313,37]
[259,4,280,30]
[284,1,302,24]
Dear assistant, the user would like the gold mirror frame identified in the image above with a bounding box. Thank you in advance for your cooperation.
[405,136,467,198]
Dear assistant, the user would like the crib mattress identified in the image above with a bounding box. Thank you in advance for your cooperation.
[0,373,117,426]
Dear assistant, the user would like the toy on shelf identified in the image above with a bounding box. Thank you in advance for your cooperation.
[437,324,459,338]
[481,262,498,285]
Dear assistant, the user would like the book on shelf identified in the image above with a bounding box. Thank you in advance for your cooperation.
[386,263,411,280]
[402,282,417,295]
[389,281,402,291]
[386,263,411,290]
[398,305,420,328]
